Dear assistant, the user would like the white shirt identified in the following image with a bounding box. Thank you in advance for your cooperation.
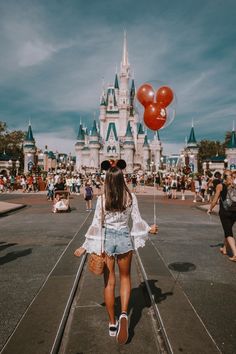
[82,193,150,254]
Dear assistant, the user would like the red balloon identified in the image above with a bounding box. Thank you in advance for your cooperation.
[156,86,174,107]
[144,103,166,131]
[137,84,155,107]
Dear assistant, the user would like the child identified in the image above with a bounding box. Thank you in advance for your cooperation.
[84,181,93,211]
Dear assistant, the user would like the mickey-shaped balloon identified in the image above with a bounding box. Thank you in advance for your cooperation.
[137,83,174,131]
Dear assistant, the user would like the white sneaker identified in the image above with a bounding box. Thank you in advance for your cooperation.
[109,320,118,337]
[117,312,128,344]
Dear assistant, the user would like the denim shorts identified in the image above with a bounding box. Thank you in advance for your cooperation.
[104,227,133,257]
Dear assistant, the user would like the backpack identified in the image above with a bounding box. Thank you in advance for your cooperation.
[222,185,236,211]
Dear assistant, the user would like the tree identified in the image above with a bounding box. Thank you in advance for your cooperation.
[0,121,25,167]
[197,139,225,172]
[0,121,7,134]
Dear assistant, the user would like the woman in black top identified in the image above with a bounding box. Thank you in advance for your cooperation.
[208,172,236,262]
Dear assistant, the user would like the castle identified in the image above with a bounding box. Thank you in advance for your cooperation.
[75,33,162,173]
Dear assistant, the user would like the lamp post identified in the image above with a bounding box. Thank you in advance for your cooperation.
[16,160,20,176]
[8,159,12,175]
[224,158,228,170]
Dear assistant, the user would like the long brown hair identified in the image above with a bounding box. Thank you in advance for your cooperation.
[104,167,132,212]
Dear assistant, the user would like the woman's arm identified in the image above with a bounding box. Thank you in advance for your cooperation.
[131,194,158,234]
[74,196,102,256]
[207,183,222,213]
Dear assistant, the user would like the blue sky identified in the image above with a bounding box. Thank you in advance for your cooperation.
[0,0,236,155]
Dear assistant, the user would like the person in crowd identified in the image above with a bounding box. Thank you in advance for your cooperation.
[46,177,55,201]
[10,175,15,191]
[171,175,178,199]
[52,191,69,213]
[206,176,214,202]
[27,175,34,192]
[155,173,161,189]
[74,160,158,344]
[163,176,171,199]
[54,177,66,191]
[180,175,186,200]
[75,175,81,194]
[212,171,222,194]
[84,181,93,211]
[200,176,208,202]
[95,176,102,193]
[193,176,202,202]
[207,171,236,262]
[0,176,4,192]
[33,175,38,192]
[131,174,137,193]
[139,174,145,193]
[20,175,27,192]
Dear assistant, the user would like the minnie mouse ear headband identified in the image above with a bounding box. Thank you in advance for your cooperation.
[101,159,126,171]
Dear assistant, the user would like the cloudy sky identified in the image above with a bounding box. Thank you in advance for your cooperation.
[0,0,236,155]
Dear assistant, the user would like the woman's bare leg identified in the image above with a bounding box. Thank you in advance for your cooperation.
[227,236,236,257]
[104,255,116,324]
[117,251,132,313]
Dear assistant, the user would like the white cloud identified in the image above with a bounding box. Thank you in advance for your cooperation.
[35,128,76,154]
[18,40,56,67]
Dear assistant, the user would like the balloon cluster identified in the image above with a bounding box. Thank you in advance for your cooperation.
[137,83,174,131]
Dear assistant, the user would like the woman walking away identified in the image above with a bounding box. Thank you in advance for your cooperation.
[74,160,157,344]
[207,171,236,261]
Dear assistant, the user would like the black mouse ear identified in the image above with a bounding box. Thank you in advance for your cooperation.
[116,159,126,170]
[101,160,111,171]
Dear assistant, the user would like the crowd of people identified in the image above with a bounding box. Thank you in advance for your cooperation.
[0,171,225,204]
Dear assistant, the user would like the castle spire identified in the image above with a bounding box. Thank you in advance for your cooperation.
[187,125,197,146]
[25,121,34,141]
[77,124,85,141]
[114,73,119,89]
[143,134,149,147]
[91,120,99,137]
[228,129,236,148]
[122,30,129,67]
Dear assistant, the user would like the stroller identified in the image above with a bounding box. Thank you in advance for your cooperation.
[52,190,71,213]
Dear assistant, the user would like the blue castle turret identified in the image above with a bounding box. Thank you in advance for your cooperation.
[23,121,36,173]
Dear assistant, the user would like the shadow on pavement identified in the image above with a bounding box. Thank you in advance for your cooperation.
[101,279,173,344]
[0,242,18,252]
[0,248,32,265]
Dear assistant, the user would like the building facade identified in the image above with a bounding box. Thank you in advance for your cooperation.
[75,33,162,173]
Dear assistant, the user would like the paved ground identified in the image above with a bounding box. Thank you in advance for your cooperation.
[0,191,234,353]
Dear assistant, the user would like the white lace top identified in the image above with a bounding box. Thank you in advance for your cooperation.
[82,193,150,254]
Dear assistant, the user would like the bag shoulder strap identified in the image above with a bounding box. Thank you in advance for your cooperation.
[100,194,104,254]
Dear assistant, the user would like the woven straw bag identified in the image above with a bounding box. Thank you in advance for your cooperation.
[88,195,105,275]
[88,252,105,275]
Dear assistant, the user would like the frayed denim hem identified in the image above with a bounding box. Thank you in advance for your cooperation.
[104,248,134,258]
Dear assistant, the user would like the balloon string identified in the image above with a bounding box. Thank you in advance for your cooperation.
[153,173,156,225]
